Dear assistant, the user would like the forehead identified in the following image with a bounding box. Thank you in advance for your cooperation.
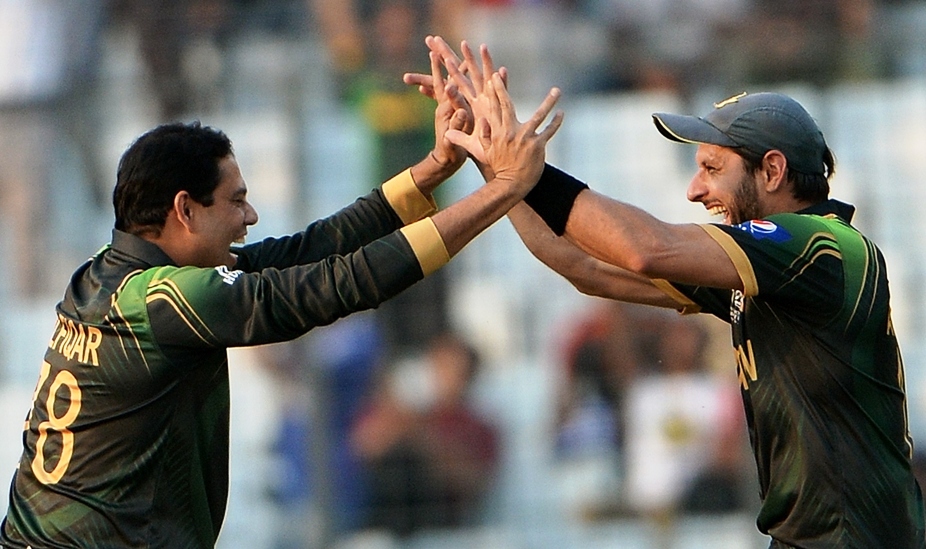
[695,143,740,166]
[216,155,246,193]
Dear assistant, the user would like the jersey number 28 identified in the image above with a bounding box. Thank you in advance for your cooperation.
[27,361,82,485]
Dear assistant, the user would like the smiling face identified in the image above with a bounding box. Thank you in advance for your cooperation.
[187,155,259,267]
[687,144,763,226]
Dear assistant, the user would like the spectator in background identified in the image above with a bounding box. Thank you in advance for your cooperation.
[579,0,749,96]
[0,0,106,297]
[350,332,500,539]
[307,0,465,99]
[108,0,233,120]
[309,0,464,354]
[553,300,750,520]
[623,313,750,517]
[738,0,882,86]
[263,314,387,548]
[553,301,645,462]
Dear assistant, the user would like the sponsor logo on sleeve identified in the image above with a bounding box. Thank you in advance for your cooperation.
[215,265,243,285]
[733,220,791,242]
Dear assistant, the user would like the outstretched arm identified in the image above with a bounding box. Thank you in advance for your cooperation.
[508,203,684,308]
[425,36,742,292]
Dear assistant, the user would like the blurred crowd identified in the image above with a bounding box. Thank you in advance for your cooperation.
[2,0,926,547]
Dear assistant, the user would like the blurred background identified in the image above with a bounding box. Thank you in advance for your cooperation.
[0,0,925,547]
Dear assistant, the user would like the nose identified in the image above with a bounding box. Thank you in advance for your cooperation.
[686,173,707,203]
[245,201,259,226]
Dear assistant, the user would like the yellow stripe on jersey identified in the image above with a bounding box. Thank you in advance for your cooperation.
[651,279,702,314]
[400,218,450,277]
[700,224,759,296]
[381,168,438,225]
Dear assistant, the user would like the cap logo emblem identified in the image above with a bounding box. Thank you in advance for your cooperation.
[714,92,747,109]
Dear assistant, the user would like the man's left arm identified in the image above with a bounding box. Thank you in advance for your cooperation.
[232,177,425,272]
[560,183,745,291]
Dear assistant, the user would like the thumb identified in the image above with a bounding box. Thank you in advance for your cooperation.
[444,128,470,147]
[448,108,468,132]
[445,129,487,165]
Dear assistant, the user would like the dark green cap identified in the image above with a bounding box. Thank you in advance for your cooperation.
[652,92,828,175]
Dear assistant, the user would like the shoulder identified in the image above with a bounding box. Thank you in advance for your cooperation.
[118,265,248,303]
[721,212,845,250]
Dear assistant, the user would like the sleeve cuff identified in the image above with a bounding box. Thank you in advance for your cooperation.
[399,218,450,277]
[651,279,702,315]
[699,224,759,296]
[381,168,438,225]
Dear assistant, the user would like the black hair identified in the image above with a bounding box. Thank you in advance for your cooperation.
[738,145,835,204]
[113,121,233,235]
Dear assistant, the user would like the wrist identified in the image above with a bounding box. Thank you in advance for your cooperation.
[429,150,450,168]
[523,164,588,236]
[412,150,460,195]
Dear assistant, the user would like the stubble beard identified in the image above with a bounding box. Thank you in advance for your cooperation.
[729,171,763,226]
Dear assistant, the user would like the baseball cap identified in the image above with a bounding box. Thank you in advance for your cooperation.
[652,92,828,175]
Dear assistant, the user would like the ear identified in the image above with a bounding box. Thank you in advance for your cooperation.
[761,150,788,193]
[173,191,195,232]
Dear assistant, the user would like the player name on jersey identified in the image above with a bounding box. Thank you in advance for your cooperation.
[47,314,103,366]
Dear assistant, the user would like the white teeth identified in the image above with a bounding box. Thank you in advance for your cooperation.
[708,206,727,217]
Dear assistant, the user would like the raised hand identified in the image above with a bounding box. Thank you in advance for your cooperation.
[446,73,563,197]
[415,49,472,173]
[423,37,512,174]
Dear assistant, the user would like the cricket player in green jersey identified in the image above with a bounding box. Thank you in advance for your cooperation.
[0,50,563,548]
[422,37,926,548]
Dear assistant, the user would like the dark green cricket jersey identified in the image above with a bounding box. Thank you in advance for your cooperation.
[1,172,448,548]
[658,199,926,548]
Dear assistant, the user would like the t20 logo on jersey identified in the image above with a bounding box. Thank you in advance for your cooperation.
[734,220,792,242]
[730,290,745,324]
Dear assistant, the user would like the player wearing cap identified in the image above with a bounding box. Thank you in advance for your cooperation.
[422,38,926,549]
[0,51,563,547]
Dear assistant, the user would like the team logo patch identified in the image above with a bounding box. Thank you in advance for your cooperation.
[734,220,791,242]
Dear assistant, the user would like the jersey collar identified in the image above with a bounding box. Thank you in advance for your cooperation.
[112,229,178,268]
[796,199,855,223]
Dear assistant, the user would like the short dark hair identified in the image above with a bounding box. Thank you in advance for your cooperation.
[113,121,233,234]
[738,145,835,204]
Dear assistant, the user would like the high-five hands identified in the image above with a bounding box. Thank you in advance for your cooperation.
[446,72,562,196]
[405,36,563,195]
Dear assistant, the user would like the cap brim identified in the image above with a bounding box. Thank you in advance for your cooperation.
[652,113,738,147]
